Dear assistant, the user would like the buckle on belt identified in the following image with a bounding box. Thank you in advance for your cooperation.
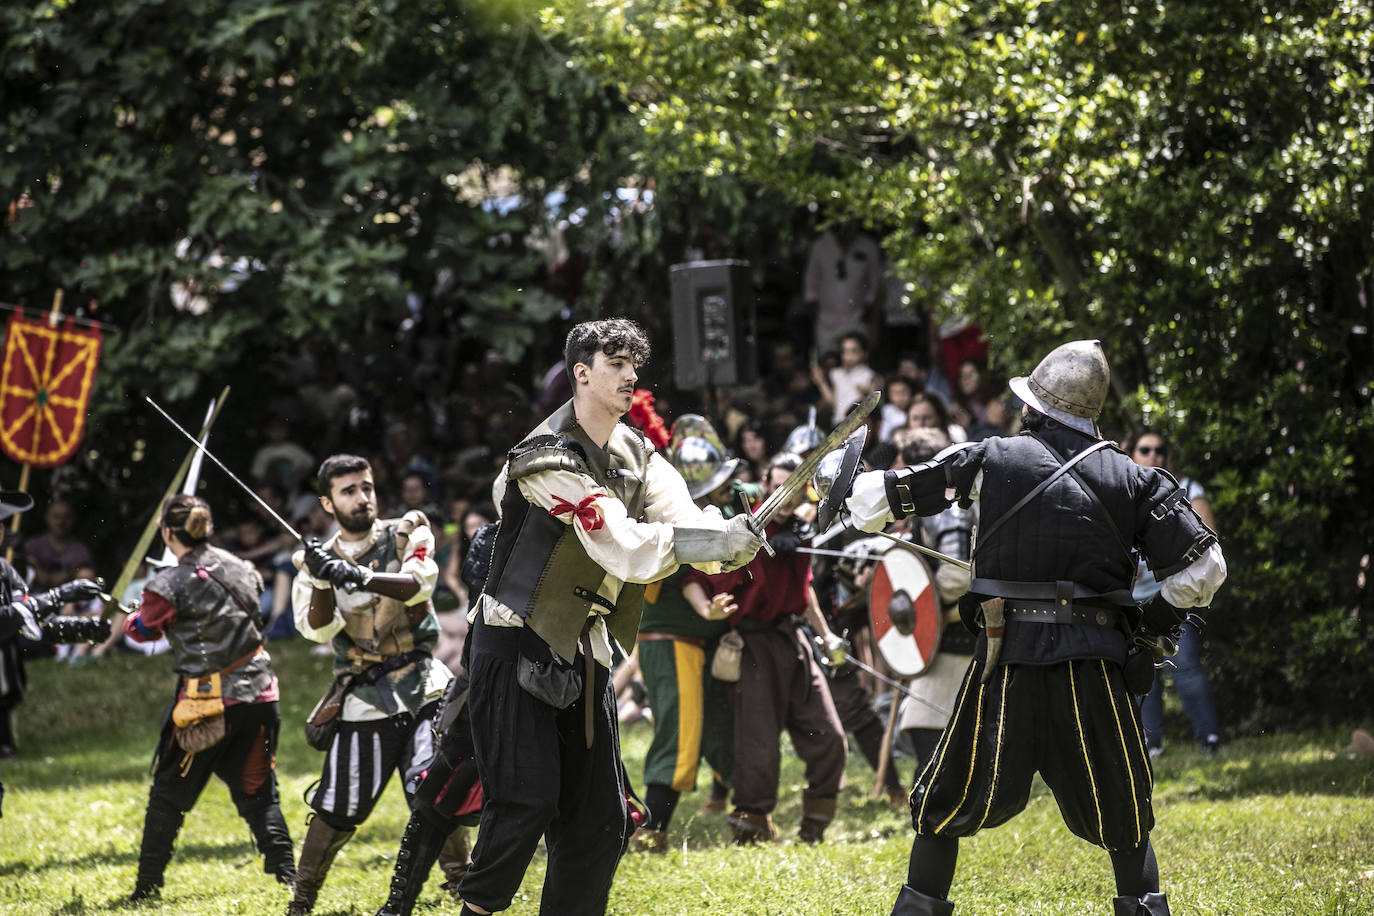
[1055,579,1073,614]
[347,648,385,673]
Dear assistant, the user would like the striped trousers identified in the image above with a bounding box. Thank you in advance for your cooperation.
[308,702,439,827]
[910,657,1154,852]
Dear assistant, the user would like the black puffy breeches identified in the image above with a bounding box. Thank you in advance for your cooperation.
[910,657,1154,852]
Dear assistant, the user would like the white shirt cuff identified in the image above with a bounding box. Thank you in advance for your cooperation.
[1160,543,1227,608]
[846,470,894,532]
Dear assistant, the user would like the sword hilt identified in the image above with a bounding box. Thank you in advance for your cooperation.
[739,491,774,557]
[95,577,136,620]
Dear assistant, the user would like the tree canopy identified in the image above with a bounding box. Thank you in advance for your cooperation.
[1,0,648,556]
[553,0,1374,723]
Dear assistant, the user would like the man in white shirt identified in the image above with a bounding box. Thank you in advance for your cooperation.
[804,227,881,356]
[457,319,761,916]
[287,455,454,915]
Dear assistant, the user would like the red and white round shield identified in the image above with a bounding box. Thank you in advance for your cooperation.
[868,543,942,676]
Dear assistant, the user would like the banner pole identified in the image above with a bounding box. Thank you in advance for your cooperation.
[4,465,30,564]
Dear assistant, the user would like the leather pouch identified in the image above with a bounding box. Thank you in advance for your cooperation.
[1123,647,1157,696]
[517,644,583,709]
[710,630,744,682]
[172,673,226,753]
[305,676,352,751]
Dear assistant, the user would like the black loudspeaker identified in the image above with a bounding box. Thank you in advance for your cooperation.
[668,259,757,390]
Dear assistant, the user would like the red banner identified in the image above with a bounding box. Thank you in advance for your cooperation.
[0,313,103,467]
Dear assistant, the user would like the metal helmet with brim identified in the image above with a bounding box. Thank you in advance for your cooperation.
[1008,339,1110,437]
[812,426,868,533]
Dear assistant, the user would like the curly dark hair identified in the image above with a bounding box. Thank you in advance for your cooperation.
[564,319,652,385]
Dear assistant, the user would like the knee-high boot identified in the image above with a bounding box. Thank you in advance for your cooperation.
[131,796,185,901]
[373,812,450,916]
[286,814,354,916]
[244,802,296,885]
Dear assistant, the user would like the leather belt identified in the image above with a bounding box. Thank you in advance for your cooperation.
[574,585,616,614]
[970,577,1136,607]
[1004,601,1122,629]
[735,615,799,633]
[637,632,705,647]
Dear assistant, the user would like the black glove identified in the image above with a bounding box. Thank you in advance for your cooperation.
[30,578,103,618]
[768,517,805,555]
[1138,595,1186,640]
[302,536,334,578]
[318,557,370,591]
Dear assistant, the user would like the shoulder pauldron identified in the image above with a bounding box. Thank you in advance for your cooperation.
[507,434,591,481]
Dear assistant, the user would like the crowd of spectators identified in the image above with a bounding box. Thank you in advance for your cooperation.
[5,226,1020,673]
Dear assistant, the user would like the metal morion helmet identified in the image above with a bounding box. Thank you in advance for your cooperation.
[669,414,725,454]
[1008,339,1110,437]
[671,435,741,502]
[781,405,823,457]
[782,424,824,457]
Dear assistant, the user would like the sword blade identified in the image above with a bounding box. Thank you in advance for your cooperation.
[111,387,231,602]
[862,526,972,572]
[798,546,884,561]
[145,396,302,542]
[800,534,971,571]
[751,391,880,529]
[841,652,950,717]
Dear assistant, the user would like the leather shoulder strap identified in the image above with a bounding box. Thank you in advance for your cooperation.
[972,438,1115,558]
[1036,437,1133,564]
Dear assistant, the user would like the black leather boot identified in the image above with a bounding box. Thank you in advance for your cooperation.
[890,883,955,916]
[1112,892,1171,915]
[373,812,449,916]
[286,814,354,916]
[131,796,185,901]
[244,802,296,885]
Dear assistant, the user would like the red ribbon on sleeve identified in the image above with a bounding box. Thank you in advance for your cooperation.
[549,493,606,532]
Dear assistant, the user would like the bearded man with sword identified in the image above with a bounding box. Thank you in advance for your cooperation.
[824,340,1226,916]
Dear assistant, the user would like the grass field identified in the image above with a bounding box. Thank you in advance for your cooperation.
[2,639,1372,915]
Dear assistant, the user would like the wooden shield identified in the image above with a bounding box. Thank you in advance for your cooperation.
[869,543,942,676]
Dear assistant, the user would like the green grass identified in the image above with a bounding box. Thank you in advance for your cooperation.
[3,639,1373,915]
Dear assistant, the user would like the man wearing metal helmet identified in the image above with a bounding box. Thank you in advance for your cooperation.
[685,452,849,846]
[841,340,1227,916]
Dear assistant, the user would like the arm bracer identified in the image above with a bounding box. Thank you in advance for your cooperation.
[1139,483,1218,582]
[885,461,954,520]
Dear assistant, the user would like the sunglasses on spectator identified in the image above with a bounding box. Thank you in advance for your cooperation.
[1135,445,1168,456]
